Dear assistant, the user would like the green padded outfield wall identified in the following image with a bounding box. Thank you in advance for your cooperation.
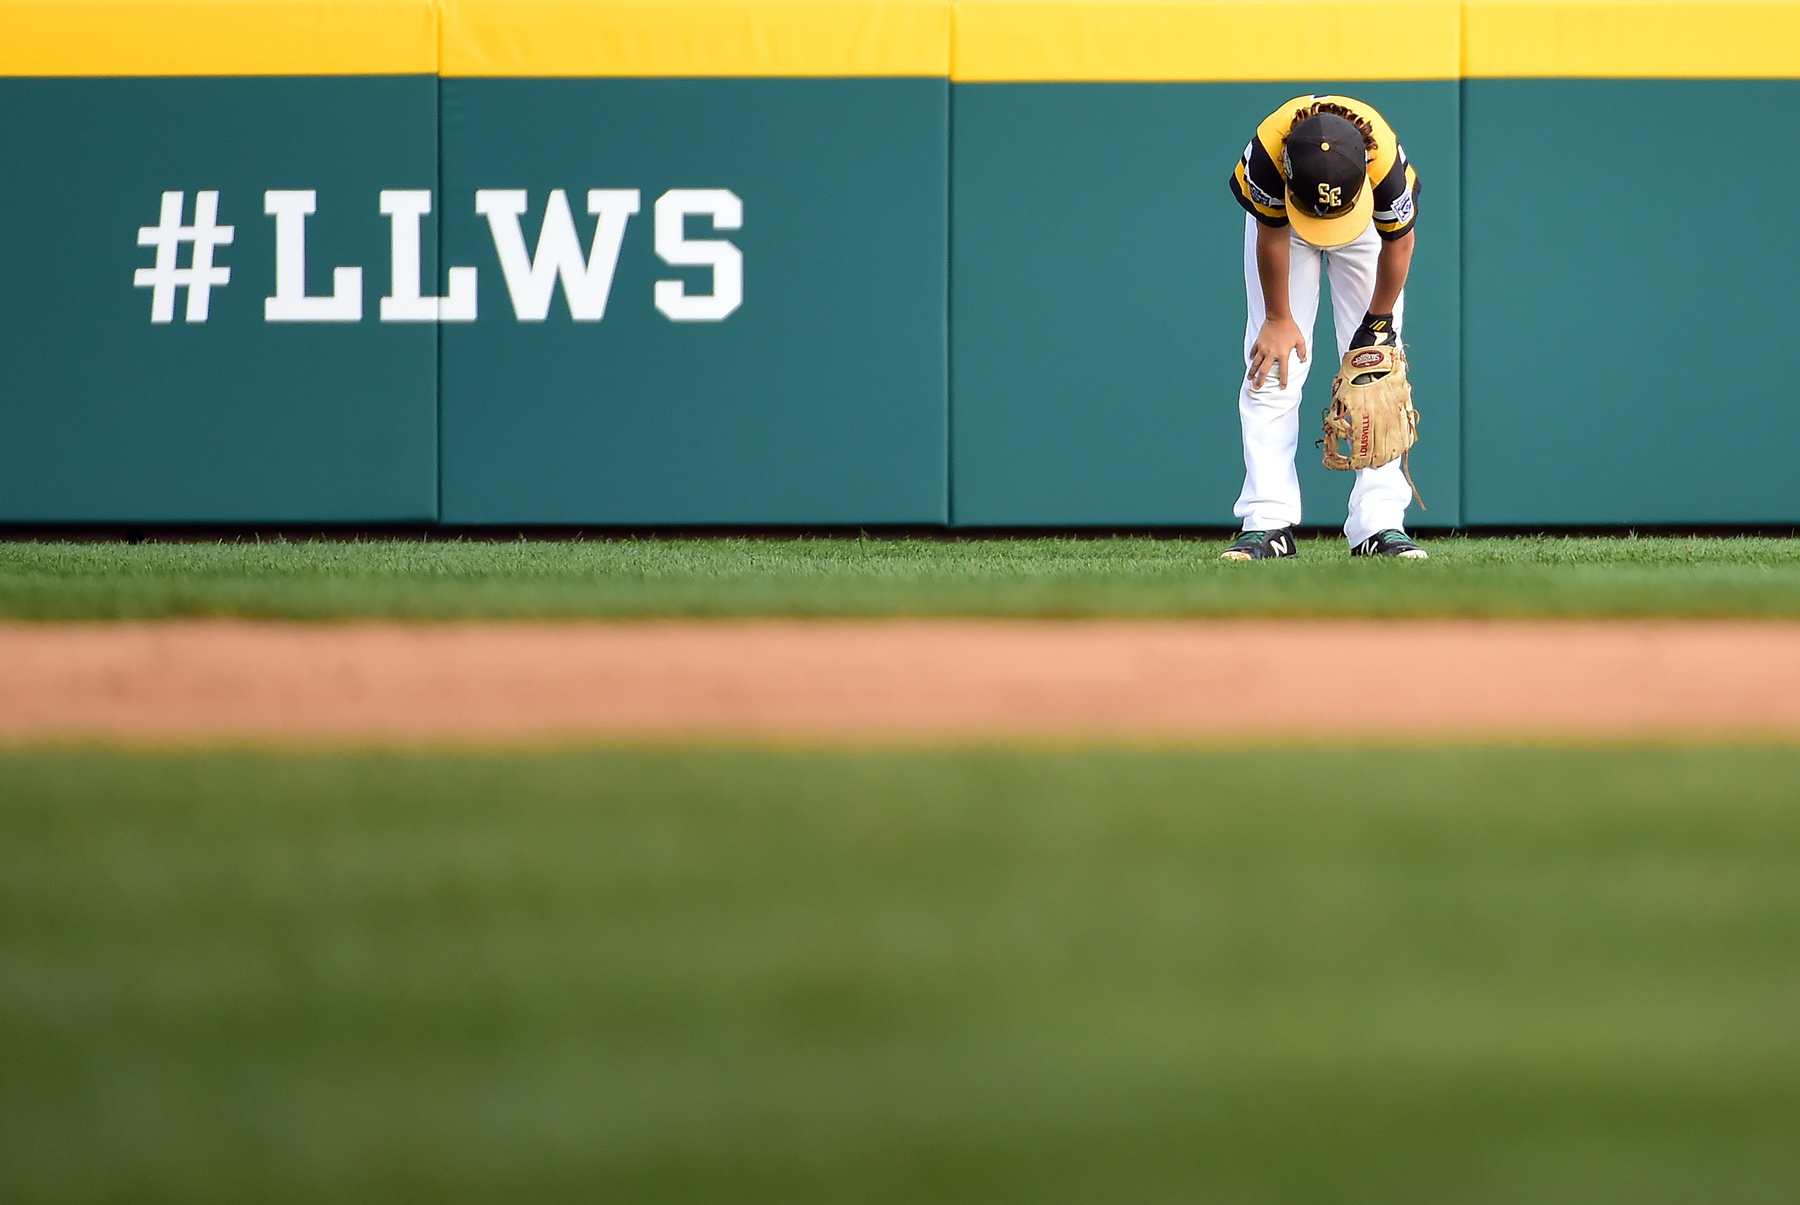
[951,80,1460,528]
[437,79,949,525]
[8,1,1800,530]
[435,2,951,524]
[947,3,1463,528]
[0,3,442,523]
[1459,1,1800,525]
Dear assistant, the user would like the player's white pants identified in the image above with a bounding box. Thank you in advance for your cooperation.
[1233,214,1414,547]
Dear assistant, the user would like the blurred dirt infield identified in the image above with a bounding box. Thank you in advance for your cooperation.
[3,619,1799,743]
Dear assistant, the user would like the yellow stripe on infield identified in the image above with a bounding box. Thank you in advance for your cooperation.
[0,0,438,76]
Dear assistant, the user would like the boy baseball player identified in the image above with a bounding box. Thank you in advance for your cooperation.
[1221,95,1427,560]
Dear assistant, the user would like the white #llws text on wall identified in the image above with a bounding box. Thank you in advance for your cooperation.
[134,189,744,325]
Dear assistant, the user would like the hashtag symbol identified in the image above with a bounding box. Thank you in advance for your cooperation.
[134,191,235,323]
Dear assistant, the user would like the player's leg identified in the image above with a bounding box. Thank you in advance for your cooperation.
[1232,216,1321,539]
[1323,223,1415,550]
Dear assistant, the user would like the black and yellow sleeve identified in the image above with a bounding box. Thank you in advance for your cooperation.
[1229,137,1289,227]
[1370,150,1419,240]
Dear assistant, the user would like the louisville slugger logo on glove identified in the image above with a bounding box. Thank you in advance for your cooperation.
[1320,344,1425,508]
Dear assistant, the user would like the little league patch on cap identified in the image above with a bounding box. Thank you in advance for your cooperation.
[1282,112,1373,248]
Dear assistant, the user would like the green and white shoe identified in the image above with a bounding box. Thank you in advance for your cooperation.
[1351,530,1428,559]
[1220,528,1298,561]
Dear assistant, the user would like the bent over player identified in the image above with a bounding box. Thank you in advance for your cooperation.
[1220,95,1427,560]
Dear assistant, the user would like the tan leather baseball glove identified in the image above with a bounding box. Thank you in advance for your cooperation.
[1320,344,1424,507]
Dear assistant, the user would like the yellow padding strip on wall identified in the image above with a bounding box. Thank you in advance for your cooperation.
[951,1,1461,83]
[441,0,951,78]
[1464,1,1800,78]
[0,0,437,76]
[9,0,1800,80]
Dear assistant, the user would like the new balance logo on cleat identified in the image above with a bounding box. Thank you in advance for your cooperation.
[1221,528,1298,561]
[1351,530,1428,559]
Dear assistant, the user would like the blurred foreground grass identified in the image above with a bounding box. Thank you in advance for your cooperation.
[4,745,1800,1203]
[5,534,1800,618]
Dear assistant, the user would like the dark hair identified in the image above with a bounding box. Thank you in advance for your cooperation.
[1291,101,1378,154]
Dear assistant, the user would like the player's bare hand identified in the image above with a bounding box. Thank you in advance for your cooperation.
[1249,317,1307,389]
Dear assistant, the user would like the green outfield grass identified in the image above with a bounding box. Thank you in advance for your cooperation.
[4,745,1800,1204]
[3,534,1800,619]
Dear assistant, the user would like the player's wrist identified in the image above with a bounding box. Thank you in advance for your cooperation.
[1349,311,1400,351]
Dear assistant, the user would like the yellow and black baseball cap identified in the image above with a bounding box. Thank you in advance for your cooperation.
[1282,112,1372,248]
